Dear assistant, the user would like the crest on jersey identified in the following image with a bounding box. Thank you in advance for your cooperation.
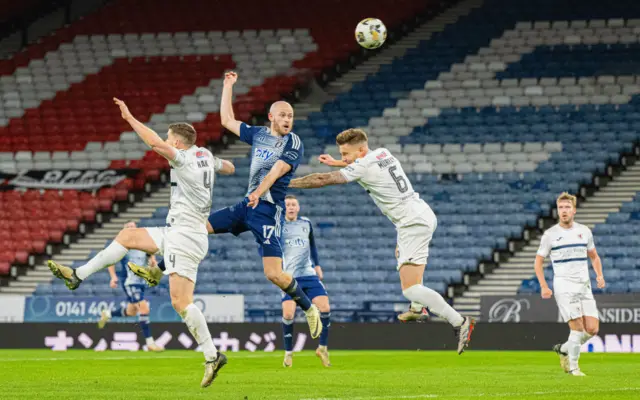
[303,227,308,233]
[196,151,206,158]
[578,234,583,239]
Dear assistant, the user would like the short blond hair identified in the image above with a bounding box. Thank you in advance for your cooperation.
[336,128,368,146]
[168,122,197,146]
[556,192,577,208]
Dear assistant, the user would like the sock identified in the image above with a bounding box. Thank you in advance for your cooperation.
[146,337,156,346]
[282,317,294,351]
[409,302,424,313]
[402,284,464,327]
[157,259,166,271]
[566,330,583,371]
[76,241,128,280]
[139,313,153,340]
[283,279,311,311]
[561,330,591,352]
[180,303,217,361]
[111,306,127,318]
[319,312,330,347]
[580,332,593,345]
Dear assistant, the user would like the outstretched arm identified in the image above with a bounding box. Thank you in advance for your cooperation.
[220,71,242,136]
[217,158,236,175]
[318,154,348,168]
[113,98,177,161]
[289,171,348,189]
[247,160,292,207]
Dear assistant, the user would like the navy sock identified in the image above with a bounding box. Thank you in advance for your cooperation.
[139,313,152,339]
[157,259,166,271]
[320,312,330,347]
[284,279,311,311]
[282,317,294,351]
[112,306,127,317]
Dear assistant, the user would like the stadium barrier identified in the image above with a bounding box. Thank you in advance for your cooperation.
[480,294,640,323]
[0,294,244,323]
[0,168,139,190]
[0,322,639,352]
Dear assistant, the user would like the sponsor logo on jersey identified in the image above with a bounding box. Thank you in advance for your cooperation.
[255,148,274,160]
[285,238,307,248]
[196,151,206,158]
[284,150,298,160]
[376,151,388,160]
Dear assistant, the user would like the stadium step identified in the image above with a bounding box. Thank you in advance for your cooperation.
[0,287,37,294]
[476,279,524,286]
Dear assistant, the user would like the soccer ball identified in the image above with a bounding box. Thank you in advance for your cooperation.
[355,18,387,49]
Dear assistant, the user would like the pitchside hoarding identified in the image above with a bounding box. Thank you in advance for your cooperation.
[0,323,638,352]
[480,294,640,323]
[0,294,244,323]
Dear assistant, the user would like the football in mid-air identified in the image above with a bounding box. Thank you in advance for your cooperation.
[355,18,387,49]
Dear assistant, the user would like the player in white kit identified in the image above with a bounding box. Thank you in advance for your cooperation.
[47,98,235,387]
[289,128,475,354]
[535,192,605,376]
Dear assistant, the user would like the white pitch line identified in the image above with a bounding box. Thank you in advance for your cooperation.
[0,351,319,362]
[300,387,640,400]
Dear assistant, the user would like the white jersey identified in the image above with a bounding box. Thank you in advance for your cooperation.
[537,222,595,284]
[167,146,222,233]
[339,148,433,227]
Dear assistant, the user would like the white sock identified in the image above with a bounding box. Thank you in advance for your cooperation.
[76,241,128,280]
[409,301,424,313]
[146,337,156,346]
[181,303,217,361]
[402,284,464,327]
[285,350,293,356]
[566,330,582,371]
[580,332,593,345]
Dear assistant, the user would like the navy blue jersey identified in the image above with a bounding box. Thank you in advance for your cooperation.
[239,123,303,209]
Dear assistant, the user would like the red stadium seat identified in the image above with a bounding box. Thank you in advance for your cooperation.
[0,261,10,276]
[32,240,47,254]
[14,250,29,264]
[0,251,15,264]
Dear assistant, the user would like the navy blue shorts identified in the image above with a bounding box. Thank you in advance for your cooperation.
[281,276,328,302]
[208,198,284,258]
[123,284,146,304]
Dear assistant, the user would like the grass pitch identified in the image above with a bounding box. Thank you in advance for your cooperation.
[0,350,637,400]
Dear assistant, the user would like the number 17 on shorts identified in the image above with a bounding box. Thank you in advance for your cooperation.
[263,225,275,244]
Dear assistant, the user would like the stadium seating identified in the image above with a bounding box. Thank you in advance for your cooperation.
[12,0,640,321]
[0,0,428,277]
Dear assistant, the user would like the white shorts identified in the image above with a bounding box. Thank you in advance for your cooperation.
[396,212,437,270]
[145,226,208,283]
[554,279,599,322]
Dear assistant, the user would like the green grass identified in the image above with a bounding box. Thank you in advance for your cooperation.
[0,350,638,400]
